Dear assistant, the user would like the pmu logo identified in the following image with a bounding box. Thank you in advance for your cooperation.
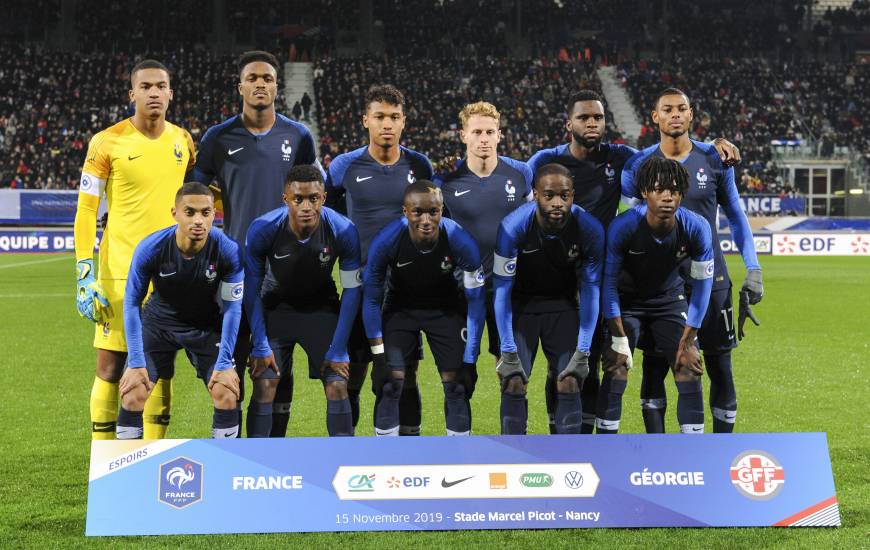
[159,457,203,508]
[281,139,293,161]
[730,451,785,500]
[347,473,376,492]
[521,473,553,488]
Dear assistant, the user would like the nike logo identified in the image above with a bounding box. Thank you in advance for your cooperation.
[454,190,471,196]
[228,147,244,155]
[273,253,291,259]
[128,154,142,161]
[396,260,413,268]
[521,248,539,254]
[356,176,373,182]
[691,427,703,432]
[159,271,176,277]
[628,250,645,255]
[441,476,474,488]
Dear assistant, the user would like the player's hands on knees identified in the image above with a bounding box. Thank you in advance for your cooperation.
[209,367,241,400]
[322,360,349,380]
[119,367,154,397]
[675,343,703,376]
[605,335,633,373]
[712,138,741,168]
[248,354,279,378]
[496,351,527,383]
[558,349,590,382]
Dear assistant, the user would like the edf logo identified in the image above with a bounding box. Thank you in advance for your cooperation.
[730,451,785,500]
[159,457,203,508]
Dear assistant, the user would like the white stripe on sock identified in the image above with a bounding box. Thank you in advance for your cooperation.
[375,426,400,436]
[641,398,667,410]
[595,418,620,430]
[116,425,143,439]
[712,407,737,423]
[213,425,239,438]
[680,423,704,434]
[446,429,470,436]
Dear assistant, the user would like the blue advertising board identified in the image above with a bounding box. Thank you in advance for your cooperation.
[86,434,839,535]
[0,230,101,253]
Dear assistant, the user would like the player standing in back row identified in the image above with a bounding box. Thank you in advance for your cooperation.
[74,59,195,440]
[326,84,434,435]
[621,88,763,434]
[192,50,320,437]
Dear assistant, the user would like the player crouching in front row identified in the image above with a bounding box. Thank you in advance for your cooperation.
[117,182,244,439]
[597,157,713,434]
[363,181,485,436]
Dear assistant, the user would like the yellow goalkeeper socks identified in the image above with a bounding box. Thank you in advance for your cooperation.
[90,377,119,440]
[143,377,172,439]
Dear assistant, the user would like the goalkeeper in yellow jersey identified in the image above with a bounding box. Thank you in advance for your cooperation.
[74,59,196,440]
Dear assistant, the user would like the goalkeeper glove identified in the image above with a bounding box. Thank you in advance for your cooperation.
[558,350,590,382]
[738,289,761,341]
[496,351,527,383]
[741,269,764,305]
[76,259,109,323]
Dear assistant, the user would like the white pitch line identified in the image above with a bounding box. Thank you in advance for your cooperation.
[0,255,71,269]
[0,292,68,299]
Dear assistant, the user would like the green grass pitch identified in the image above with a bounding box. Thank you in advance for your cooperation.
[0,253,867,548]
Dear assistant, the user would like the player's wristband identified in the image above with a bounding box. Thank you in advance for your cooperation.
[611,336,631,357]
[371,344,385,355]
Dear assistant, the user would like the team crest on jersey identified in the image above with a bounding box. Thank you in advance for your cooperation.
[173,143,183,165]
[319,247,332,266]
[696,168,708,189]
[505,179,516,202]
[605,164,616,184]
[676,245,688,260]
[281,140,293,161]
[205,263,217,282]
[567,244,580,260]
[407,170,416,184]
[440,256,454,273]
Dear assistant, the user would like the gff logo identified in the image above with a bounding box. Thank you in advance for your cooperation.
[730,451,785,500]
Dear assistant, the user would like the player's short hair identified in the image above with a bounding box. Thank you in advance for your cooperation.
[403,179,442,204]
[459,101,500,128]
[655,87,691,108]
[175,181,214,204]
[285,164,325,189]
[130,59,169,85]
[237,50,280,76]
[365,84,405,111]
[534,163,573,188]
[635,157,689,197]
[567,89,604,116]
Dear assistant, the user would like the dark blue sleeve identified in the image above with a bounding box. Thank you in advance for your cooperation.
[526,147,556,175]
[620,151,643,201]
[325,209,363,363]
[603,209,639,321]
[361,219,404,340]
[491,206,530,353]
[123,231,163,368]
[242,211,281,358]
[325,152,352,210]
[191,126,218,184]
[684,211,715,328]
[445,219,486,363]
[575,209,605,352]
[717,165,761,271]
[407,148,434,180]
[216,232,244,371]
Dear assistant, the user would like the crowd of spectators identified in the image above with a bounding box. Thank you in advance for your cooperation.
[313,54,621,177]
[0,46,283,189]
[622,55,869,194]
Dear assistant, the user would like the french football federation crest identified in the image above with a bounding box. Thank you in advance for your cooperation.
[505,179,516,202]
[440,256,454,273]
[319,247,332,266]
[205,263,217,281]
[605,164,616,184]
[696,168,708,189]
[407,169,416,184]
[567,243,580,260]
[281,139,293,161]
[173,143,183,164]
[675,245,688,260]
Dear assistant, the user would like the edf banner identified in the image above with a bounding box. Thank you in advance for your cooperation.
[86,434,839,535]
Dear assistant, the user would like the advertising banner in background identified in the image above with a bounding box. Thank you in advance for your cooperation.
[86,434,839,535]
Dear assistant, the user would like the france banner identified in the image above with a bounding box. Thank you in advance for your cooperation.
[86,434,840,535]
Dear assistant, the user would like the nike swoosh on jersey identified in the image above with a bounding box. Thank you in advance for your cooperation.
[356,176,373,182]
[441,476,474,488]
[128,154,142,161]
[159,271,176,277]
[228,147,244,155]
[273,253,291,259]
[454,190,471,196]
[628,250,646,255]
[521,248,539,254]
[396,261,413,267]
